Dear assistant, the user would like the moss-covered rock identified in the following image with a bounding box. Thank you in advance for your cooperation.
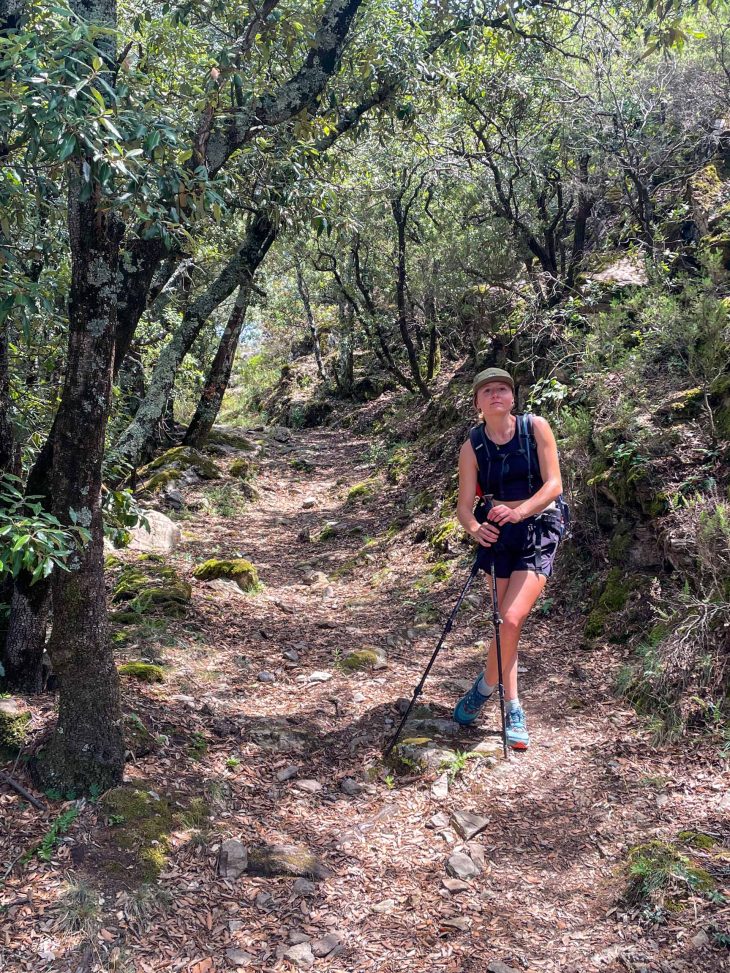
[340,645,386,671]
[101,786,175,882]
[229,458,256,480]
[143,446,221,481]
[0,698,31,758]
[133,582,192,616]
[118,662,165,683]
[193,558,259,591]
[112,561,191,617]
[676,830,718,850]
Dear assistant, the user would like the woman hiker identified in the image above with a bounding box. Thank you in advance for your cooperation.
[453,367,566,749]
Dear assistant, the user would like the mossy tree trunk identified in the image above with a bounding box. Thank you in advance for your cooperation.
[31,0,125,792]
[184,212,276,448]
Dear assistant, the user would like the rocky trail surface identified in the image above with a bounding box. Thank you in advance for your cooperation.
[2,426,728,973]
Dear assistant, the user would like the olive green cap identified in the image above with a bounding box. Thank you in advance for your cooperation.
[472,367,514,394]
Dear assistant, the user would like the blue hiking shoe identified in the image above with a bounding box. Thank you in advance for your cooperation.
[505,704,530,750]
[453,674,492,726]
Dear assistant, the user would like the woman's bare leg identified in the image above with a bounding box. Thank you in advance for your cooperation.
[483,570,546,699]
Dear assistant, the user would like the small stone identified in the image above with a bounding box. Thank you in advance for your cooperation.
[352,692,365,703]
[442,878,470,894]
[228,920,243,932]
[218,839,248,879]
[225,948,254,967]
[429,812,450,830]
[441,916,471,931]
[276,765,299,782]
[292,878,317,896]
[283,649,300,662]
[302,497,317,509]
[255,891,273,909]
[294,779,322,794]
[288,932,311,945]
[451,810,490,841]
[446,853,478,880]
[284,943,315,969]
[372,899,396,913]
[311,932,342,958]
[467,841,486,871]
[431,773,449,801]
[257,671,276,683]
[691,930,710,948]
[487,962,519,973]
[340,778,361,796]
[308,671,332,682]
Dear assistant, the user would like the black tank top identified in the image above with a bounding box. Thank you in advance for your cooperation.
[469,415,543,501]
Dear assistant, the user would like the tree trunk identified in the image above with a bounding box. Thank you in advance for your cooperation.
[112,209,277,470]
[183,286,250,448]
[0,317,18,476]
[2,577,50,692]
[31,0,125,787]
[296,262,325,380]
[391,197,430,399]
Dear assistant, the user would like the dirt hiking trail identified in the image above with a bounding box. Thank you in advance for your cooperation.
[2,425,728,973]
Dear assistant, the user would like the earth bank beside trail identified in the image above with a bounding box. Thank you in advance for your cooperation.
[1,424,727,973]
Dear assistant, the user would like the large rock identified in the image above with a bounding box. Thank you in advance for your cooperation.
[127,510,181,554]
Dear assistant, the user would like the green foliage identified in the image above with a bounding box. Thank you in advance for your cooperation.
[23,806,80,864]
[0,475,91,584]
[625,840,717,911]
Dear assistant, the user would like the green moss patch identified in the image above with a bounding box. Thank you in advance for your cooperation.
[340,647,384,671]
[101,786,175,883]
[111,561,191,617]
[143,446,221,480]
[118,662,165,683]
[0,698,31,759]
[677,830,719,850]
[229,458,256,480]
[624,839,717,909]
[346,479,378,504]
[584,568,637,641]
[192,558,259,591]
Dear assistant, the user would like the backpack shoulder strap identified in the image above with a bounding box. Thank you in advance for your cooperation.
[469,423,493,495]
[517,413,534,494]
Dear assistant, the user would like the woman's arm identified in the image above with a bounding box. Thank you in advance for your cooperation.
[456,440,500,547]
[487,416,563,526]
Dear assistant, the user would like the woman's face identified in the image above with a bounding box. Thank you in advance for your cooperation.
[476,381,514,415]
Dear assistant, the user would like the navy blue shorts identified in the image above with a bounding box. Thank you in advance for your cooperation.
[476,510,563,579]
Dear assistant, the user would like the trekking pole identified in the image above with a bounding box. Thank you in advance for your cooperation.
[384,559,481,757]
[489,556,508,759]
